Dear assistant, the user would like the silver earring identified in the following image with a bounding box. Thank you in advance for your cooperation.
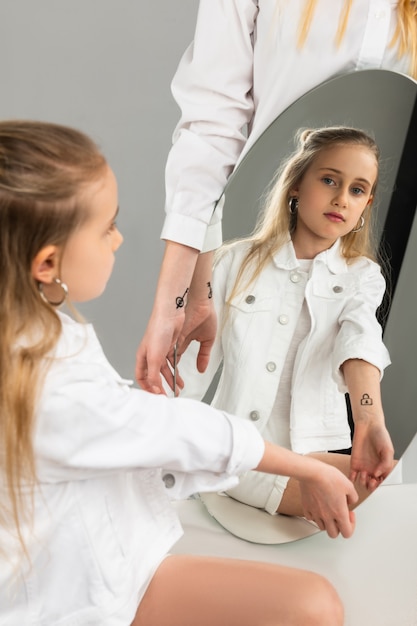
[289,197,298,215]
[39,277,68,306]
[351,216,365,233]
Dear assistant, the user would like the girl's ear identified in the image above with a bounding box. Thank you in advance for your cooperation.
[366,195,374,206]
[31,245,60,284]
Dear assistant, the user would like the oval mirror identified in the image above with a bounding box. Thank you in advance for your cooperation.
[200,69,417,544]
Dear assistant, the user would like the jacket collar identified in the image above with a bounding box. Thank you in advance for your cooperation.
[272,238,348,274]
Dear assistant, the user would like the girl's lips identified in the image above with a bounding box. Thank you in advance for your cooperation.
[325,212,345,223]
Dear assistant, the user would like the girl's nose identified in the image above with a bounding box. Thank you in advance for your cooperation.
[332,188,348,208]
[113,228,124,251]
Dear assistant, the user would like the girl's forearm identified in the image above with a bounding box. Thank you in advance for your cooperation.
[341,358,385,424]
[256,441,323,482]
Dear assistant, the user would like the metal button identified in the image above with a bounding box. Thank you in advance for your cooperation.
[162,473,176,489]
[245,295,255,304]
[278,314,289,325]
[249,410,260,421]
[266,361,276,372]
[333,285,343,293]
[290,272,301,283]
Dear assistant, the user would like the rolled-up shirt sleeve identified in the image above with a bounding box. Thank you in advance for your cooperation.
[332,261,391,392]
[35,338,264,497]
[162,0,258,251]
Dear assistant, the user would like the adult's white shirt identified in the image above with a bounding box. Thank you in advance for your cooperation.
[162,0,409,251]
[0,313,264,625]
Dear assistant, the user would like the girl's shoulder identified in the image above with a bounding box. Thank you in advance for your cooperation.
[214,239,253,268]
[346,255,382,275]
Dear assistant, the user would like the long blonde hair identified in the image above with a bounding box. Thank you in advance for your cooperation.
[221,126,380,301]
[297,0,417,78]
[0,120,107,552]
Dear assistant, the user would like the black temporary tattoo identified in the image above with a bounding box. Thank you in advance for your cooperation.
[360,393,373,406]
[176,288,189,309]
[207,281,213,299]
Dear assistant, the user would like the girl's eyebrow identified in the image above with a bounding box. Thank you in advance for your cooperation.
[318,167,372,187]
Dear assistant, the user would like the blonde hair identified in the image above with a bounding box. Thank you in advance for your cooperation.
[220,126,380,302]
[0,120,107,553]
[297,0,417,78]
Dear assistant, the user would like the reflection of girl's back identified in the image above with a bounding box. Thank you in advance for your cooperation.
[178,126,395,517]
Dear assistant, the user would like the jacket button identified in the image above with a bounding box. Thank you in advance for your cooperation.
[162,473,176,489]
[278,314,289,325]
[333,285,343,293]
[245,294,255,304]
[266,361,276,372]
[290,272,301,283]
[249,410,260,421]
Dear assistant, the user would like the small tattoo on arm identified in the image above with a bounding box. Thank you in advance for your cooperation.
[207,281,213,299]
[360,393,373,406]
[176,288,189,309]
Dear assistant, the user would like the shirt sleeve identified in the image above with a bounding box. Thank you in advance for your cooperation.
[161,0,259,251]
[225,469,290,515]
[332,260,391,392]
[35,356,264,487]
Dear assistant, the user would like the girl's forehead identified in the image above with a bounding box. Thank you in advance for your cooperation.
[310,143,378,170]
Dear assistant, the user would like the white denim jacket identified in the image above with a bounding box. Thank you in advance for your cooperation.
[162,0,408,251]
[178,239,391,456]
[0,313,264,626]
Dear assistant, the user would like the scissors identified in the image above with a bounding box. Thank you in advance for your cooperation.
[173,343,178,397]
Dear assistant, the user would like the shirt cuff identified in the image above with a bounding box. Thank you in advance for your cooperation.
[222,412,265,475]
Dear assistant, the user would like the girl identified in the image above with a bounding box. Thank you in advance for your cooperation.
[136,0,417,396]
[0,120,357,625]
[173,126,394,516]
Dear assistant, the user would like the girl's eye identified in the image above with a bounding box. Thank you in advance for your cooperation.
[108,221,117,232]
[351,187,364,196]
[322,177,334,185]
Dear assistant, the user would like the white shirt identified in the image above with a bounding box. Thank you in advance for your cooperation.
[0,313,264,625]
[162,0,409,251]
[176,239,391,512]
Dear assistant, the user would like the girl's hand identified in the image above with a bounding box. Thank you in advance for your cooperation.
[350,420,395,490]
[299,464,358,538]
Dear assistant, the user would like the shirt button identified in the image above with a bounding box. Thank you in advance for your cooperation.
[162,473,176,489]
[278,314,289,325]
[290,272,301,283]
[333,285,343,293]
[249,410,260,421]
[266,361,276,372]
[245,295,255,304]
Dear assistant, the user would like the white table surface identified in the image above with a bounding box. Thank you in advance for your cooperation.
[173,482,417,626]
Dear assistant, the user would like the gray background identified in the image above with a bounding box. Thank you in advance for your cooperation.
[1,2,416,462]
[0,0,199,377]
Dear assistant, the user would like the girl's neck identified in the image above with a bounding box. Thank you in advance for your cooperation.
[291,235,338,260]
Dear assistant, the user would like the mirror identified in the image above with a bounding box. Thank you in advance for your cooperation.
[200,69,417,543]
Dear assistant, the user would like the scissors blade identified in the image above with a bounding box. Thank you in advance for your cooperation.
[173,343,178,397]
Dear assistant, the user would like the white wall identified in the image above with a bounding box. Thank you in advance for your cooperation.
[0,0,198,376]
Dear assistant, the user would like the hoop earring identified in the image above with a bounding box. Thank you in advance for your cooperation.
[288,197,299,215]
[38,277,68,306]
[351,216,365,233]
